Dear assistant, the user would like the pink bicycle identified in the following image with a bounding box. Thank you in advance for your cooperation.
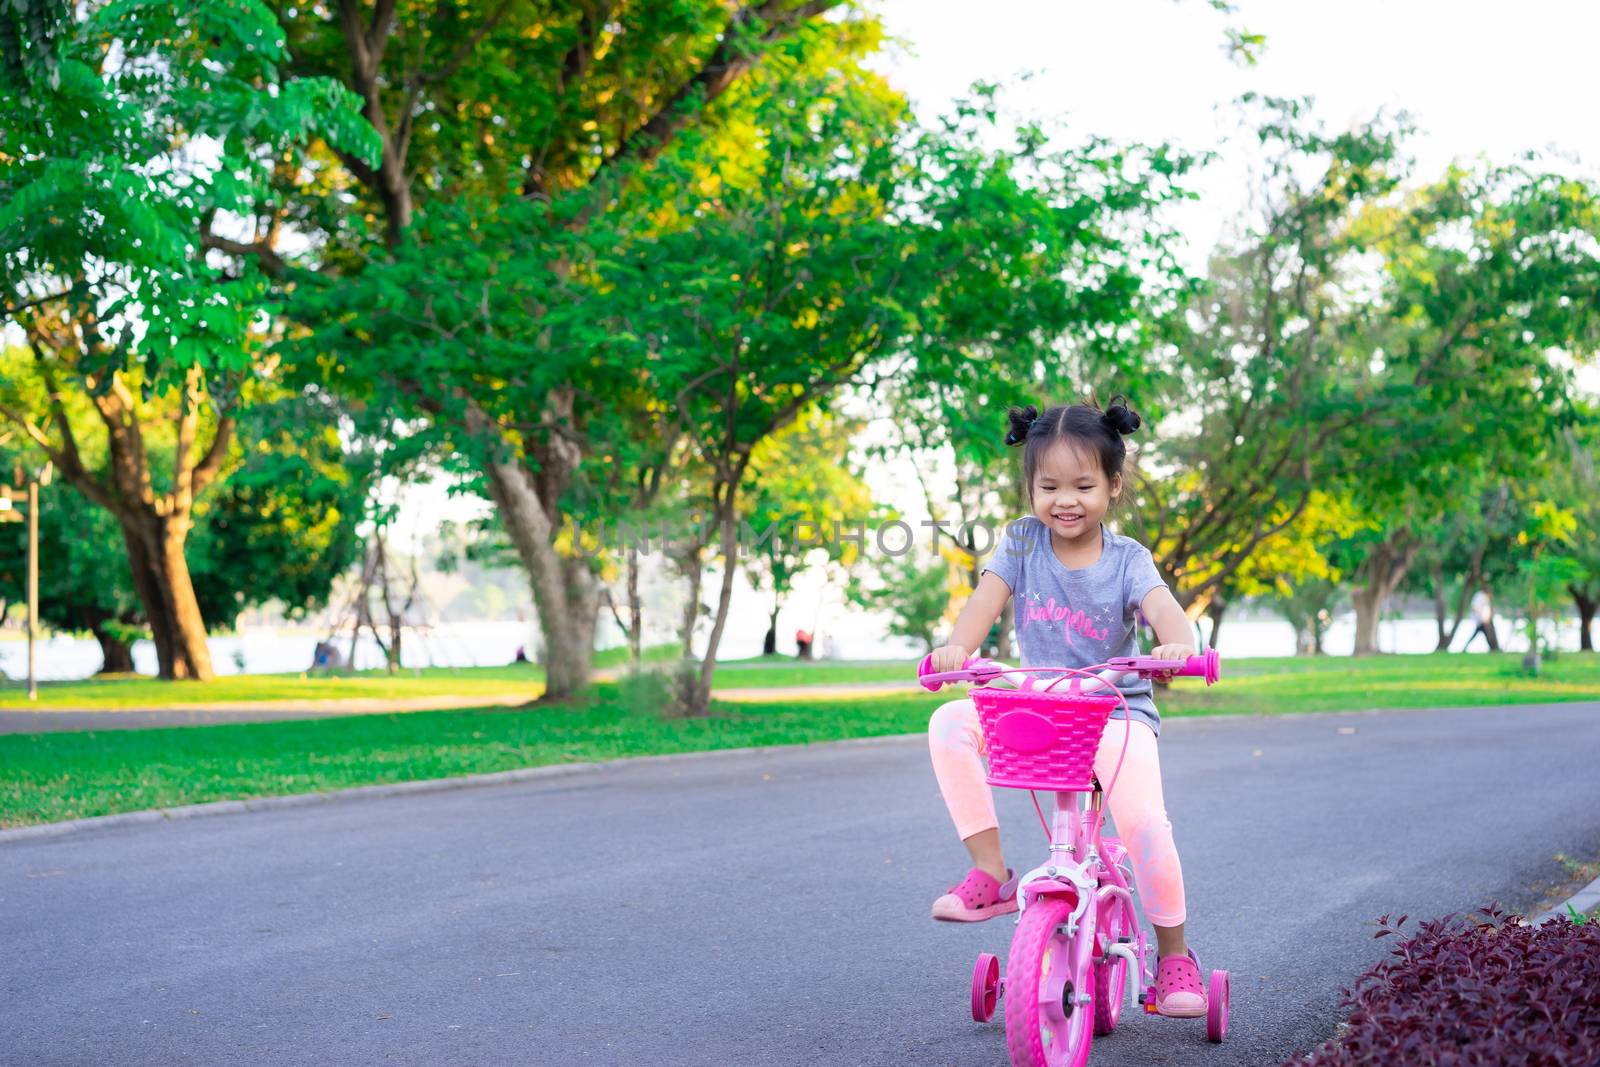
[917,649,1230,1067]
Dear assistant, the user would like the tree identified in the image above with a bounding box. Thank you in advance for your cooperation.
[1134,97,1410,617]
[1536,416,1600,650]
[864,87,1197,658]
[605,57,911,711]
[846,547,955,654]
[0,445,141,672]
[1501,495,1580,672]
[267,0,866,702]
[1390,480,1515,652]
[1200,489,1362,649]
[186,393,372,631]
[0,385,369,674]
[740,406,872,656]
[1337,161,1600,653]
[1271,576,1343,656]
[1140,98,1600,655]
[0,0,377,677]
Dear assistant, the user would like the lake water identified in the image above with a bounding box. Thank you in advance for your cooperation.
[0,610,1582,683]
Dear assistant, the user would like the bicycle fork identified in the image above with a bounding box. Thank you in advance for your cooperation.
[1016,789,1147,1013]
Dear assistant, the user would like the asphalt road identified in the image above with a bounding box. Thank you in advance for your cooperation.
[3,702,1598,1067]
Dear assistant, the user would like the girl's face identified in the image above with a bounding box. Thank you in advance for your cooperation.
[1031,441,1121,544]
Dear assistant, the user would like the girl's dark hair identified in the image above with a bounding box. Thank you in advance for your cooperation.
[1005,396,1142,507]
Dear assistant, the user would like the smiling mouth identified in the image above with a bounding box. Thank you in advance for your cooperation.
[1054,514,1083,523]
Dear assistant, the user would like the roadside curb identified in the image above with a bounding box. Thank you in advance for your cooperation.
[0,732,924,846]
[1533,872,1600,926]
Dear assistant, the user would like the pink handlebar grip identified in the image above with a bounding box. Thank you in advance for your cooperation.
[917,653,1005,691]
[1105,648,1220,685]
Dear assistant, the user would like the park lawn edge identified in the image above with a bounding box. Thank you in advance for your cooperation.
[4,673,1600,829]
[4,648,1597,710]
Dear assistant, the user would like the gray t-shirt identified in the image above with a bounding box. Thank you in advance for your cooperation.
[980,516,1169,736]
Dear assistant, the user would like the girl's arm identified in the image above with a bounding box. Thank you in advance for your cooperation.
[927,571,1013,672]
[1140,585,1198,662]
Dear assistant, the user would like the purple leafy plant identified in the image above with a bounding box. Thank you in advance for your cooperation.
[1284,903,1600,1066]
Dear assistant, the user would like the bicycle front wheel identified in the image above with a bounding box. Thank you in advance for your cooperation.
[1092,893,1131,1036]
[1004,896,1093,1067]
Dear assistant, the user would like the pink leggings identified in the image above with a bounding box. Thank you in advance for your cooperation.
[928,698,1187,926]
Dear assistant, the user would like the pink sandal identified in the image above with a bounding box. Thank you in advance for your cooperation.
[931,867,1019,922]
[1154,948,1208,1017]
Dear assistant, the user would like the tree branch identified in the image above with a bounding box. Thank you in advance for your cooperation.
[583,1,843,191]
[5,287,73,318]
[201,215,287,277]
[337,0,411,240]
[190,416,235,499]
[30,338,84,469]
[395,0,515,165]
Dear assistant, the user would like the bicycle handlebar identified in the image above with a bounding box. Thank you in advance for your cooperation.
[916,647,1220,692]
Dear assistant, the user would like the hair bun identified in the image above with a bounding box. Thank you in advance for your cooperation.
[1004,404,1040,447]
[1102,397,1141,436]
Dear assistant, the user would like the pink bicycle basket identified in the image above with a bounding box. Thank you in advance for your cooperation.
[972,685,1119,791]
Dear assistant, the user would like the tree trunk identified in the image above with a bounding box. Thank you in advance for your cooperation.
[477,445,598,701]
[1204,592,1227,650]
[1352,534,1421,656]
[1432,563,1451,652]
[626,543,642,666]
[90,621,135,674]
[692,504,741,714]
[118,519,177,675]
[1570,584,1597,652]
[678,543,705,660]
[763,601,779,657]
[117,514,214,679]
[1350,583,1386,656]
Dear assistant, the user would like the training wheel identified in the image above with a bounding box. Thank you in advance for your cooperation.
[1206,969,1230,1042]
[970,952,1001,1022]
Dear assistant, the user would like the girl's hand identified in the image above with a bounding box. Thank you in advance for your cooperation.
[1149,643,1197,677]
[928,644,971,673]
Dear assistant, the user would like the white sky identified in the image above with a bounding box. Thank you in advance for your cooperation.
[872,0,1599,269]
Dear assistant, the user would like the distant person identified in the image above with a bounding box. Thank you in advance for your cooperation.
[1463,588,1499,651]
[795,628,813,659]
[821,633,838,660]
[513,645,528,663]
[311,640,344,671]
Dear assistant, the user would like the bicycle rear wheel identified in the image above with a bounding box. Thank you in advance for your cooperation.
[1004,896,1093,1067]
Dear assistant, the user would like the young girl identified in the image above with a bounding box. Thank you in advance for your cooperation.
[924,397,1210,1017]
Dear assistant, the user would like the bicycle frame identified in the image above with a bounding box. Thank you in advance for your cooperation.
[1017,782,1147,1013]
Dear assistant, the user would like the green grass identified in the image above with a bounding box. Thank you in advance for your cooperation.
[0,687,937,827]
[4,651,1600,828]
[1152,650,1600,713]
[0,664,548,709]
[0,651,910,709]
